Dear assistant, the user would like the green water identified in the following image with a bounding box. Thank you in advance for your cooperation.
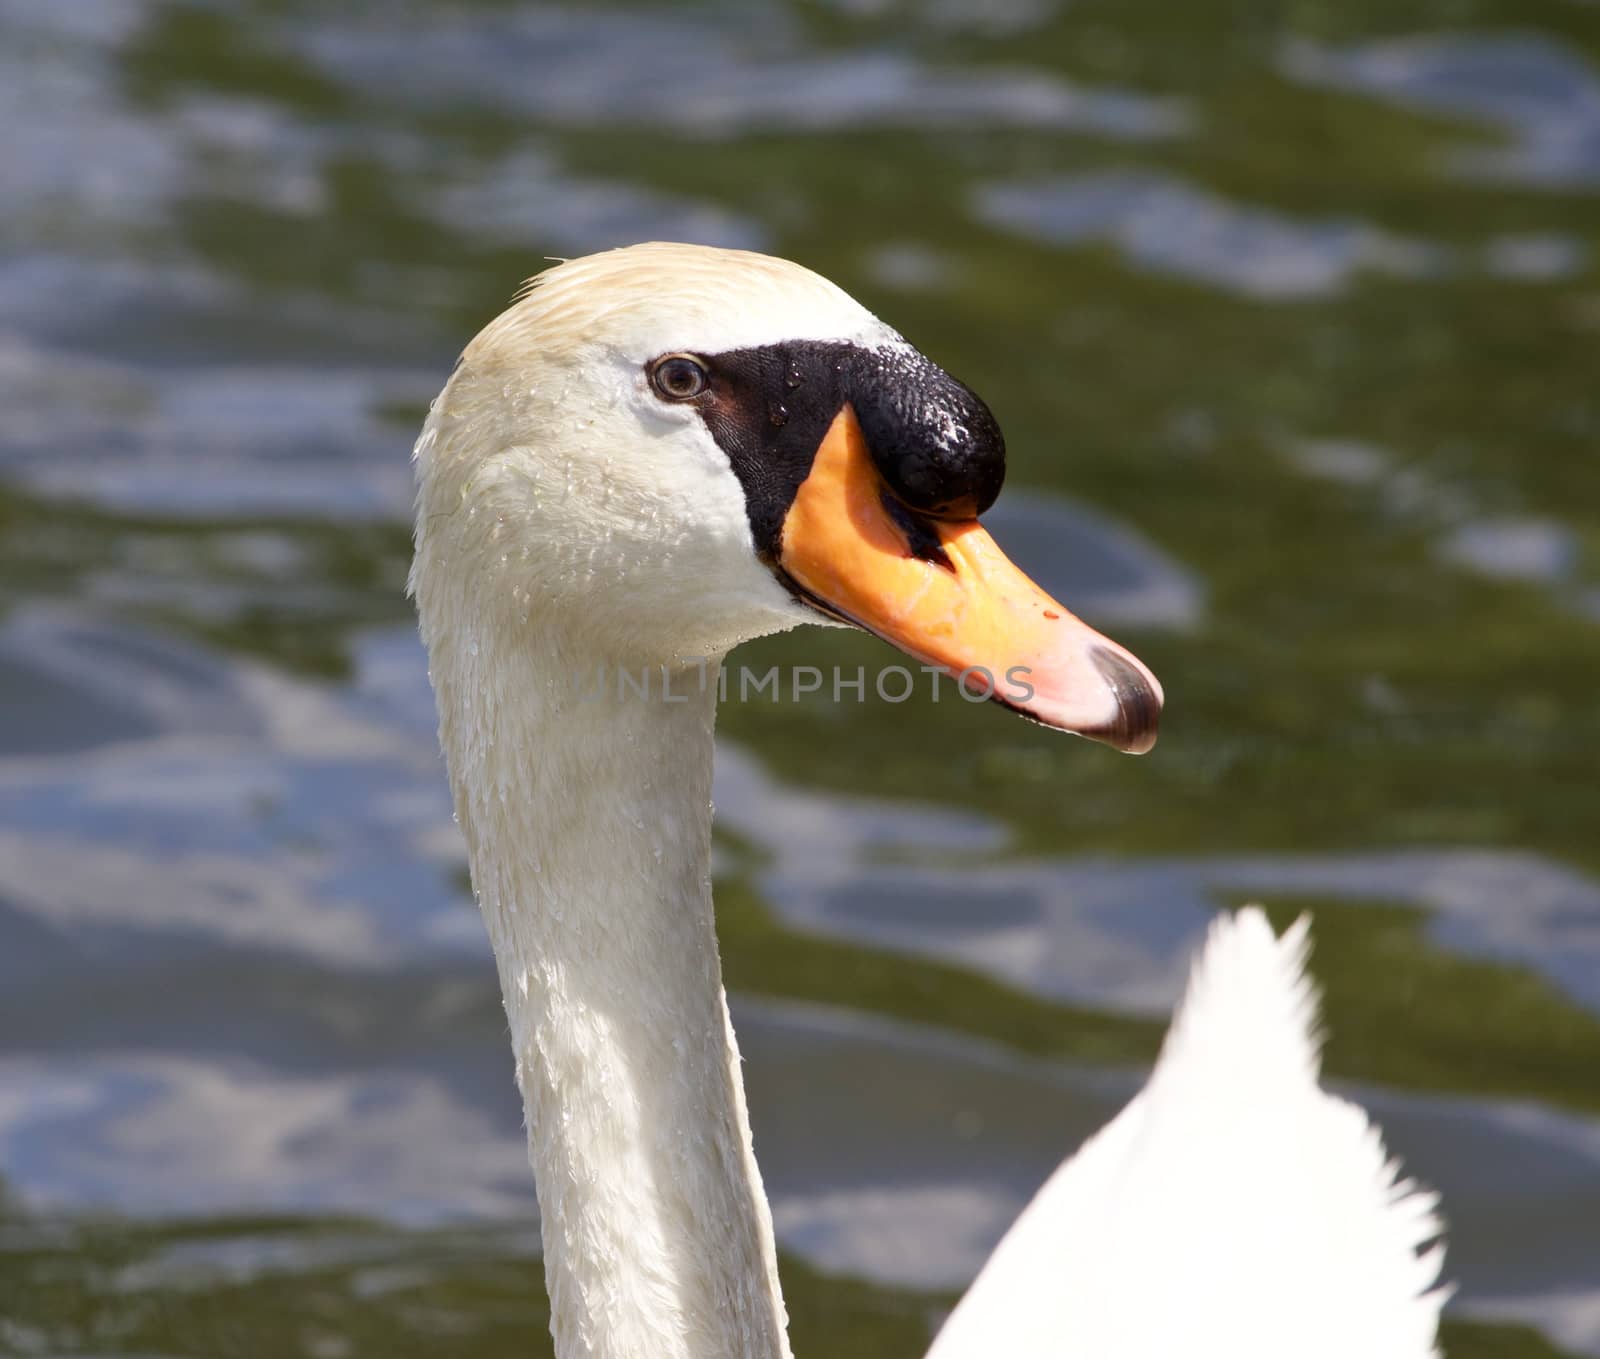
[1,0,1598,1354]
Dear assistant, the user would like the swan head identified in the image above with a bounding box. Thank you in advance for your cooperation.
[413,242,1162,752]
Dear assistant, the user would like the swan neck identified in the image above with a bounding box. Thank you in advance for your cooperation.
[426,618,790,1359]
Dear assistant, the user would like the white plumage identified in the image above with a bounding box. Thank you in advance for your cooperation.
[927,909,1449,1359]
[410,241,1448,1359]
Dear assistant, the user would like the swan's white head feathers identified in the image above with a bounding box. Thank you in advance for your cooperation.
[411,243,902,662]
[486,241,901,357]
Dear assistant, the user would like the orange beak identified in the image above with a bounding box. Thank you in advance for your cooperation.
[778,407,1163,753]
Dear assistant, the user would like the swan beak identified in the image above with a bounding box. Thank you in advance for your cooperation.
[777,406,1163,753]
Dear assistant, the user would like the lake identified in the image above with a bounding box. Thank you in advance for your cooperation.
[1,1,1598,1355]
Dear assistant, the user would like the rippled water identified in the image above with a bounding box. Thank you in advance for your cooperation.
[2,1,1598,1355]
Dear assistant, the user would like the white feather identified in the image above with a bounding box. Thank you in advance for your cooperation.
[927,908,1450,1359]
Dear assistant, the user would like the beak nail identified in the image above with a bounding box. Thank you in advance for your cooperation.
[1089,646,1162,755]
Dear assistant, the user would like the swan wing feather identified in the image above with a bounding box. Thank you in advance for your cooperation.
[924,907,1449,1359]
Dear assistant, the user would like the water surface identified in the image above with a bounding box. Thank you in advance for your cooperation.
[2,0,1599,1355]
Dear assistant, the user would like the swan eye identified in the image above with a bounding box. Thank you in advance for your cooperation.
[650,354,710,402]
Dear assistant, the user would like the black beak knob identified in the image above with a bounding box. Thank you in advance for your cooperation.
[852,349,1006,520]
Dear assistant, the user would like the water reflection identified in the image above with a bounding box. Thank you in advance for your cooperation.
[718,744,1600,1014]
[0,613,453,967]
[0,1055,531,1221]
[1484,234,1588,281]
[2,0,174,241]
[1284,34,1600,188]
[300,7,1187,139]
[424,148,768,254]
[985,491,1204,630]
[977,172,1443,298]
[1439,517,1579,586]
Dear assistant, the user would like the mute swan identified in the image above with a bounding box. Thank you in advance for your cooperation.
[409,242,1447,1359]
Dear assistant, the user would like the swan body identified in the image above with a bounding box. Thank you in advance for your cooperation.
[410,242,1446,1359]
